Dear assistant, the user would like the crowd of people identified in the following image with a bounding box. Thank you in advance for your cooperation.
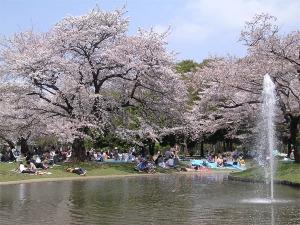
[0,146,20,162]
[207,150,246,167]
[0,145,76,175]
[0,145,73,164]
[85,145,181,173]
[183,150,247,172]
[135,145,181,173]
[86,147,138,162]
[1,143,251,175]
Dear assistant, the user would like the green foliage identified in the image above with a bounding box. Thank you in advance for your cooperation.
[176,60,199,74]
[94,133,131,150]
[176,59,211,107]
[84,138,94,150]
[156,144,171,154]
[176,59,211,75]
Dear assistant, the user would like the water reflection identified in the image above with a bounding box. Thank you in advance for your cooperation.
[1,174,300,225]
[271,204,275,225]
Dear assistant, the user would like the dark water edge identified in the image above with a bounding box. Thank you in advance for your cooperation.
[1,173,300,225]
[228,174,300,188]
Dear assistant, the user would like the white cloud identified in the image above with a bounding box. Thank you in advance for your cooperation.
[171,22,212,42]
[156,0,300,61]
[185,0,300,28]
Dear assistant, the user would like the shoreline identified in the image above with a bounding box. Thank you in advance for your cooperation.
[0,170,230,186]
[0,173,157,186]
[228,174,300,188]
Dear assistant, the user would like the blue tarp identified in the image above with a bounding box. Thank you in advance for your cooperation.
[224,162,246,170]
[206,161,218,169]
[190,159,246,170]
[191,159,204,166]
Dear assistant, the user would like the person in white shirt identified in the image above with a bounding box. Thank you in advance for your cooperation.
[19,162,36,174]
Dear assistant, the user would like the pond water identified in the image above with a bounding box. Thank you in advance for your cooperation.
[1,173,300,225]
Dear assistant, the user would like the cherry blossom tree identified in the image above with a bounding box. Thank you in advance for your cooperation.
[240,13,300,161]
[0,7,186,160]
[184,58,253,154]
[190,14,299,161]
[0,81,49,154]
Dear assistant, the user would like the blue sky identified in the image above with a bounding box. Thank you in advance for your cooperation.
[1,0,299,62]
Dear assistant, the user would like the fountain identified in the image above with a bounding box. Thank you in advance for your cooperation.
[257,74,277,201]
[240,76,295,225]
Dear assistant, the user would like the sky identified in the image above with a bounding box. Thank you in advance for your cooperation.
[0,0,299,62]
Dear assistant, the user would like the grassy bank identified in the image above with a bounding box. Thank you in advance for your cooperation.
[0,161,184,184]
[0,162,140,183]
[230,161,300,184]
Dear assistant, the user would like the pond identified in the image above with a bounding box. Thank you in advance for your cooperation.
[1,173,300,225]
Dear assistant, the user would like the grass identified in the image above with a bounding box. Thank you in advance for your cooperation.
[0,162,139,183]
[231,161,300,184]
[0,161,183,183]
[7,159,298,184]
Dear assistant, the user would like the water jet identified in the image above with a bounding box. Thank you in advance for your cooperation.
[255,74,277,202]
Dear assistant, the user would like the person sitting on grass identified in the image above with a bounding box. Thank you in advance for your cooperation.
[237,157,246,166]
[66,167,87,176]
[33,155,49,170]
[29,160,37,173]
[216,155,224,167]
[135,157,155,173]
[19,162,36,174]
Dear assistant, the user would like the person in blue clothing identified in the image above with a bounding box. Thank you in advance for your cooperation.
[232,150,239,165]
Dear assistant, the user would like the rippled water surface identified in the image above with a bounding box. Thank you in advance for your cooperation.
[1,173,300,225]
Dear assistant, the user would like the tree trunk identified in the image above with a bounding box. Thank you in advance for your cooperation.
[287,142,292,158]
[148,140,155,156]
[229,140,233,152]
[0,137,15,149]
[72,138,86,162]
[183,137,188,156]
[200,141,205,157]
[289,116,300,163]
[19,137,29,156]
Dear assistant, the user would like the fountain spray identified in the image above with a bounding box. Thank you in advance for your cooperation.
[261,74,277,200]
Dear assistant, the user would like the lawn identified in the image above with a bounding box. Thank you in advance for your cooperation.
[230,161,300,184]
[0,161,182,183]
[0,162,138,183]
